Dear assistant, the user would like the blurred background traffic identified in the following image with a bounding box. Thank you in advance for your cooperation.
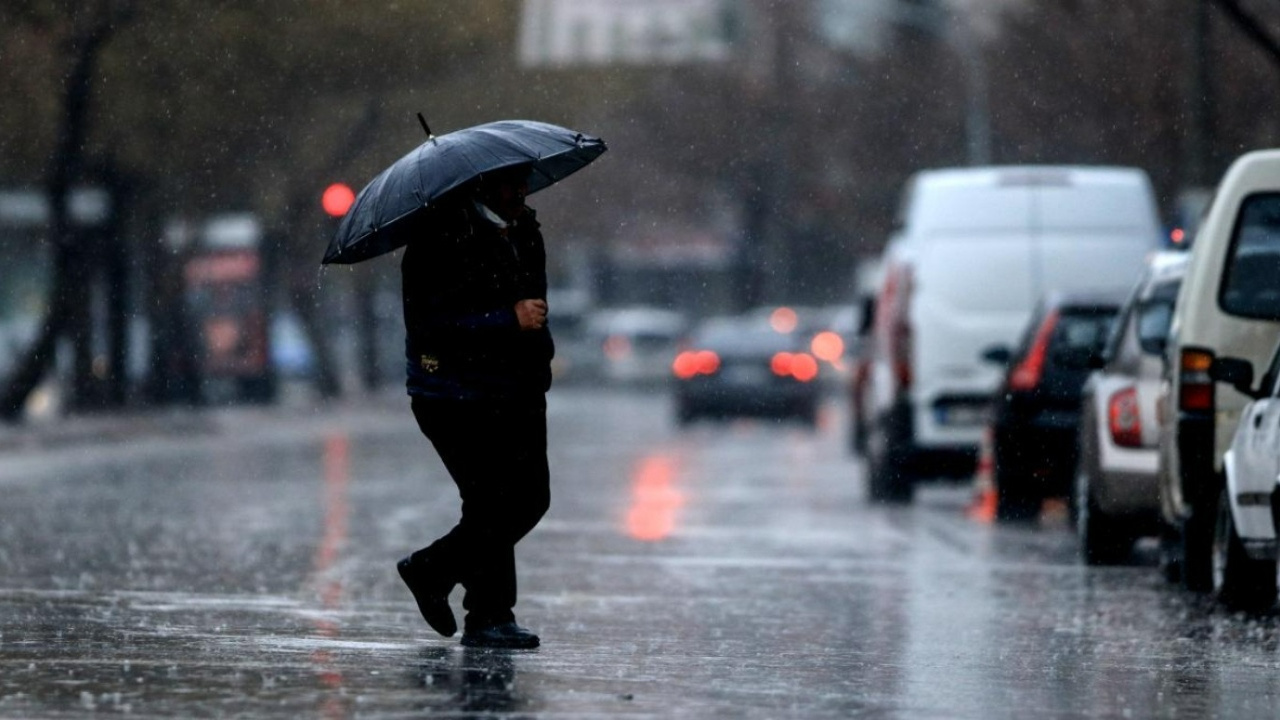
[2,0,1275,417]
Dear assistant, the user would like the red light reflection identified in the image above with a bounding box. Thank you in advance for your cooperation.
[770,307,798,334]
[626,456,685,541]
[310,434,350,717]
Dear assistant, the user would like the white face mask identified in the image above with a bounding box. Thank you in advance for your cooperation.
[474,201,509,229]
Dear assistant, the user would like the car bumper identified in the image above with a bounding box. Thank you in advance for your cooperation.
[1094,467,1161,518]
[993,420,1079,495]
[676,379,818,417]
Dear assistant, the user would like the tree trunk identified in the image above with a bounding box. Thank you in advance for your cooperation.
[0,16,116,421]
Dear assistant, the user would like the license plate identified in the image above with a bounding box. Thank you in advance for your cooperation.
[936,404,988,426]
[723,366,767,385]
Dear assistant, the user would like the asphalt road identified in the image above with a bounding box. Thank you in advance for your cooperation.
[3,387,1280,719]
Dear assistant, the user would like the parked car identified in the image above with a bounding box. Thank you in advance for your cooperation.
[582,307,687,386]
[984,292,1124,520]
[1208,342,1280,610]
[672,315,821,425]
[1155,149,1280,591]
[1075,252,1188,564]
[861,165,1160,503]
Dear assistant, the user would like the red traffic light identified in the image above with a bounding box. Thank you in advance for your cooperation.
[322,183,355,217]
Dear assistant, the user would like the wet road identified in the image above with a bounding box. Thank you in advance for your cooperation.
[4,388,1280,718]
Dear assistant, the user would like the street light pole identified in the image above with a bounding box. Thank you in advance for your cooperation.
[1186,0,1212,187]
[951,7,992,166]
[893,0,992,166]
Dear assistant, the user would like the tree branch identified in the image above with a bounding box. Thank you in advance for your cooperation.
[1211,0,1280,72]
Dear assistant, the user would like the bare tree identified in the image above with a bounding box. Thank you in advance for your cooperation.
[0,1,136,420]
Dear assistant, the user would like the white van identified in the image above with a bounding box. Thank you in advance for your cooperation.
[1151,149,1280,593]
[862,166,1161,502]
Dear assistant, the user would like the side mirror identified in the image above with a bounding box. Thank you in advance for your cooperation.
[1209,357,1262,399]
[981,345,1013,366]
[1136,300,1173,356]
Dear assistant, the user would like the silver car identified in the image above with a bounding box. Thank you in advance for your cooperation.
[1075,251,1188,564]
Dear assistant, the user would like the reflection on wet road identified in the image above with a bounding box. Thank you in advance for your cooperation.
[4,388,1280,718]
[625,455,683,542]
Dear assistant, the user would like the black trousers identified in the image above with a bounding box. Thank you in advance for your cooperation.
[410,395,550,630]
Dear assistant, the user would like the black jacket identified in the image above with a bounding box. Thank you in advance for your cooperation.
[402,202,553,400]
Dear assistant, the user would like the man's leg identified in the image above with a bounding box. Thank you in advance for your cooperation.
[411,396,550,632]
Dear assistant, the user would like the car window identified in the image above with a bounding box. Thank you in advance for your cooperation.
[1051,311,1115,355]
[1140,278,1181,335]
[694,324,795,354]
[1219,193,1280,320]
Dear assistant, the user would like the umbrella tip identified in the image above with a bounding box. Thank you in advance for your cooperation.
[417,113,435,141]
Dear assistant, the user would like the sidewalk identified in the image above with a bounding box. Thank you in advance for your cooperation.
[0,388,412,454]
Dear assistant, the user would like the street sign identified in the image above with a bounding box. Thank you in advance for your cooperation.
[520,0,737,67]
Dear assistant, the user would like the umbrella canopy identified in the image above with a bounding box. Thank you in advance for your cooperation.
[322,119,607,265]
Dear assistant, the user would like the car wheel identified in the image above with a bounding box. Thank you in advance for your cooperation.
[1212,489,1278,611]
[994,435,1038,521]
[866,404,915,504]
[1076,461,1130,565]
[1158,524,1183,584]
[1182,496,1217,593]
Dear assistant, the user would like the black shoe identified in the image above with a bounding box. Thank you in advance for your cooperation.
[460,621,540,649]
[397,555,456,637]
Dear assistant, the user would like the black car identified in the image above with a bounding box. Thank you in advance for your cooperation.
[984,292,1124,521]
[672,316,821,425]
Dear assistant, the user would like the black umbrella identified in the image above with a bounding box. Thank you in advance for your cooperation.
[322,118,607,265]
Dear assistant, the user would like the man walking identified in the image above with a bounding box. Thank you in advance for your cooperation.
[396,163,551,649]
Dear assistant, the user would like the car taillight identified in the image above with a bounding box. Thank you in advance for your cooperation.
[1009,310,1060,391]
[882,263,914,390]
[1108,387,1142,448]
[811,331,845,365]
[1178,347,1215,412]
[892,322,912,388]
[604,334,632,361]
[771,352,820,382]
[672,350,720,380]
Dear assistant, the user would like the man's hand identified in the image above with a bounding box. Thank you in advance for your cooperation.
[515,299,548,331]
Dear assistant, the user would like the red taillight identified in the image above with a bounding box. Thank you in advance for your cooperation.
[771,352,794,377]
[811,331,844,364]
[1009,310,1059,391]
[770,307,798,334]
[673,350,720,380]
[1178,348,1215,412]
[792,353,819,382]
[604,334,632,361]
[881,263,914,389]
[771,352,819,382]
[1108,387,1142,448]
[892,322,912,388]
[696,350,720,375]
